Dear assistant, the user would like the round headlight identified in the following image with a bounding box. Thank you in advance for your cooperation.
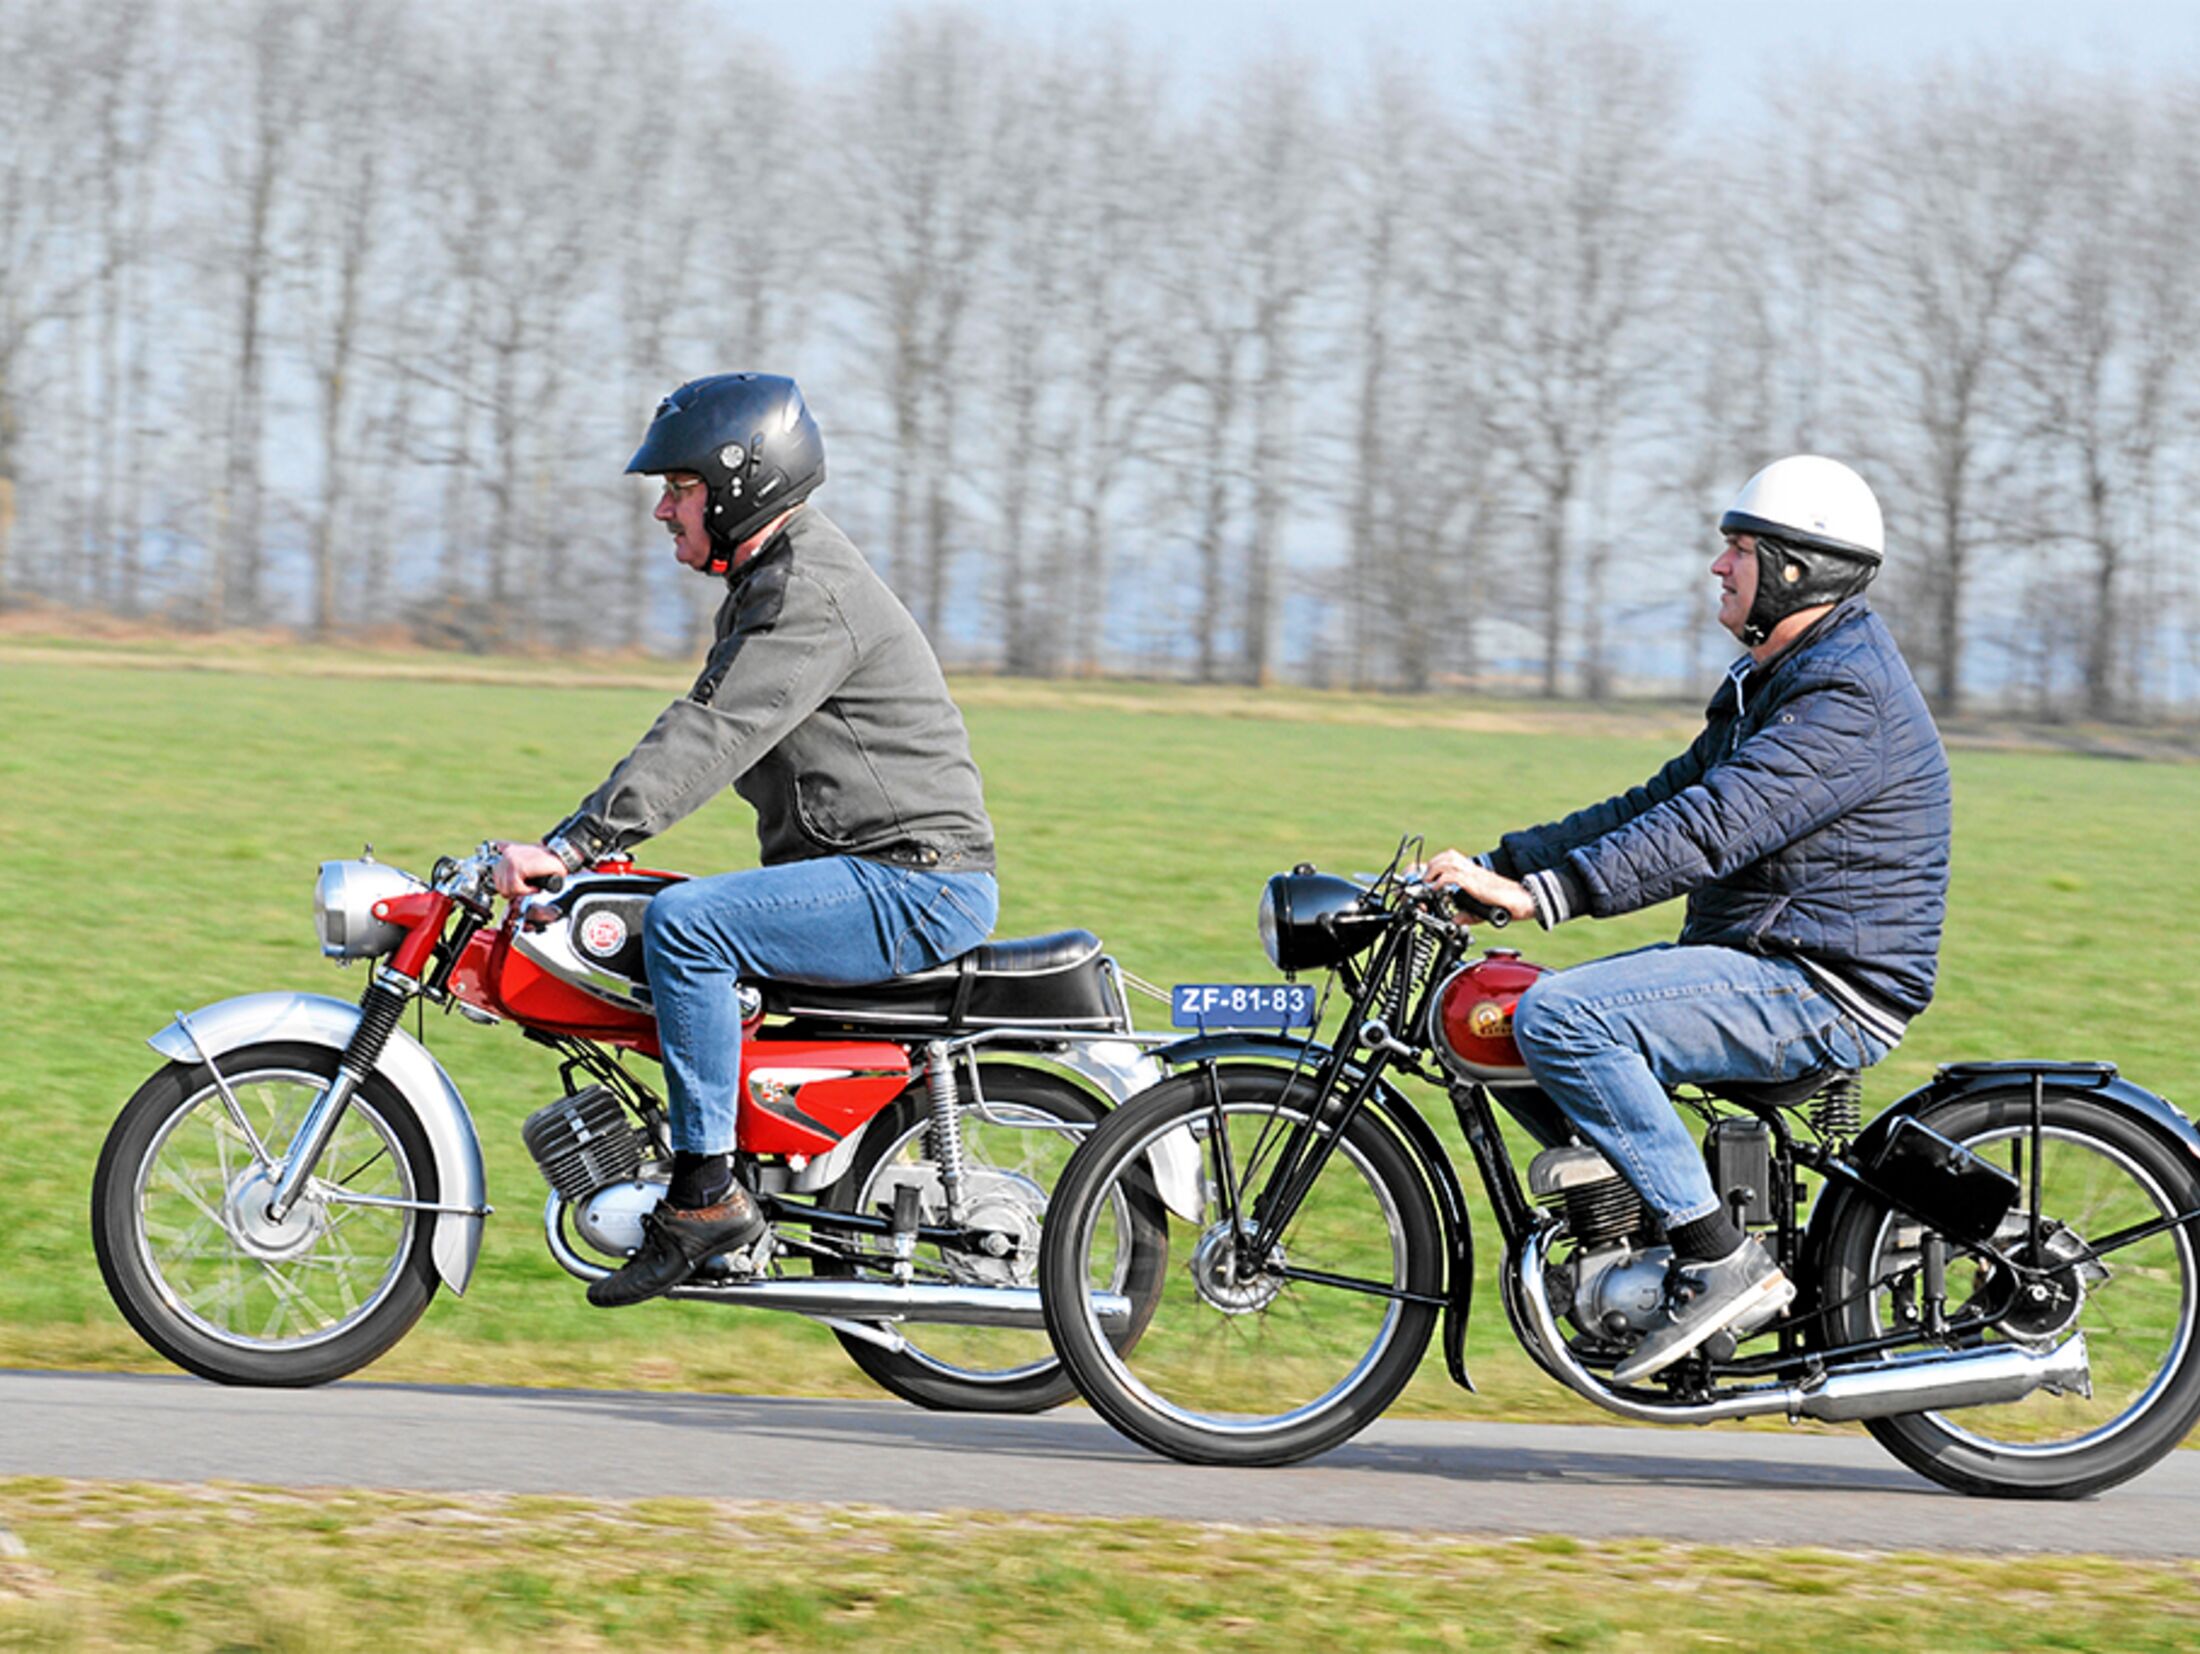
[1258,870,1385,974]
[314,859,426,959]
[1257,879,1283,967]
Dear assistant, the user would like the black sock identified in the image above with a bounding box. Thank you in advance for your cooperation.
[1670,1211,1745,1263]
[668,1151,735,1210]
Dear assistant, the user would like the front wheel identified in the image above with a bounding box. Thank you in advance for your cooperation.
[817,1064,1166,1413]
[1040,1063,1443,1466]
[92,1041,443,1386]
[1820,1090,2200,1498]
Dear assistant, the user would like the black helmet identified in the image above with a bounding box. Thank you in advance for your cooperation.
[626,373,825,572]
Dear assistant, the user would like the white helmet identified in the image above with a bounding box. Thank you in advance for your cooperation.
[1718,455,1883,645]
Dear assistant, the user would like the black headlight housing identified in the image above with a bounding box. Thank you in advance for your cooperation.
[1257,870,1386,973]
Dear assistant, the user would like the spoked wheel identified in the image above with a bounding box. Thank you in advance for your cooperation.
[1040,1063,1443,1466]
[1821,1090,2200,1498]
[92,1041,442,1386]
[817,1064,1166,1413]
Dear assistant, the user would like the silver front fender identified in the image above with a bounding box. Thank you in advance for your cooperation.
[149,992,488,1294]
[1028,1038,1203,1220]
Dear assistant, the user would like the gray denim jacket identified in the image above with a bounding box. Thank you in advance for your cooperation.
[548,509,995,872]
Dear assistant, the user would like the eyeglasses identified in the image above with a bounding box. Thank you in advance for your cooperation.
[656,476,706,505]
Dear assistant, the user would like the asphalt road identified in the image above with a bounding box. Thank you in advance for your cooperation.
[5,1370,2196,1557]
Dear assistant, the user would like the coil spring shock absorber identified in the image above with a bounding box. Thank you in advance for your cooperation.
[922,1040,968,1221]
[1394,929,1434,1031]
[1810,1071,1864,1145]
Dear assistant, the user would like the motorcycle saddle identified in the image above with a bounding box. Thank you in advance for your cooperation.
[1703,1066,1856,1110]
[759,929,1125,1034]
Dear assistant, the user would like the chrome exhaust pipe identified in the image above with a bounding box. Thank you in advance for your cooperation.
[1514,1230,2091,1426]
[664,1275,1131,1329]
[544,1201,1126,1329]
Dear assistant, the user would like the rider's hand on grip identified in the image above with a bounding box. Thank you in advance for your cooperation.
[491,841,569,901]
[1444,886,1509,928]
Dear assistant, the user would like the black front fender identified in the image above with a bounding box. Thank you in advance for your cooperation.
[1155,1033,1478,1392]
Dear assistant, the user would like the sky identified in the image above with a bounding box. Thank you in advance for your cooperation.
[728,0,2200,111]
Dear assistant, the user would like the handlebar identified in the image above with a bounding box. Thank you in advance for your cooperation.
[433,843,565,909]
[1399,877,1510,929]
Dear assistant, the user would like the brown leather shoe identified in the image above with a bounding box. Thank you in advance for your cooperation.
[586,1189,767,1308]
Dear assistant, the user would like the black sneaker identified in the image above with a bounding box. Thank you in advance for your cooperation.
[587,1190,768,1309]
[1611,1237,1795,1384]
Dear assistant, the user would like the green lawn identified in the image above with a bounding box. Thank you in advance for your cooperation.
[3,649,2195,1421]
[5,1480,2200,1652]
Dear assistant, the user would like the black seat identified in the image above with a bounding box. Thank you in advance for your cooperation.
[1703,1067,1854,1110]
[758,930,1125,1034]
[965,931,1103,975]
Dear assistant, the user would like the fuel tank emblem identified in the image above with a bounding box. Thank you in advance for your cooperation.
[1468,1000,1513,1040]
[579,911,629,958]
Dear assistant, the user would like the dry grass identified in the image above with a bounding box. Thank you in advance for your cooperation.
[4,1478,2199,1651]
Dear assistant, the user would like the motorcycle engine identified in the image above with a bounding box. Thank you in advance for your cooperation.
[1563,1242,1676,1339]
[1530,1145,1675,1341]
[522,1086,662,1256]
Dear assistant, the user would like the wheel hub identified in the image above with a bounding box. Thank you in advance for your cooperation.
[223,1165,326,1261]
[951,1168,1046,1287]
[1190,1218,1287,1315]
[1991,1226,2098,1344]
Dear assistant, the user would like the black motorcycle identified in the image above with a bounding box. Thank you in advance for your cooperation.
[1038,843,2200,1498]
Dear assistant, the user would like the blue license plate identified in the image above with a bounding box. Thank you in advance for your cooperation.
[1170,982,1318,1029]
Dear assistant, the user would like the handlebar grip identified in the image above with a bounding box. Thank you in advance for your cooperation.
[525,871,565,895]
[1442,887,1510,928]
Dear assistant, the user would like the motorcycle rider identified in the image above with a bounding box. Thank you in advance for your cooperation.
[1423,456,1950,1382]
[493,373,998,1308]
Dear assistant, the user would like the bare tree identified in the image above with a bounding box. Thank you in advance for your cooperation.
[1468,4,1689,698]
[0,1,109,606]
[835,9,1009,637]
[1143,57,1331,685]
[2007,82,2200,720]
[199,0,315,626]
[1854,64,2073,713]
[285,0,413,638]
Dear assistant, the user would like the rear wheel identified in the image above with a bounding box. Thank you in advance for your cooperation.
[1040,1063,1443,1466]
[91,1041,442,1386]
[818,1064,1165,1413]
[1820,1091,2200,1498]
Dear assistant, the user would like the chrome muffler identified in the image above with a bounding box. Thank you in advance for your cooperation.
[1793,1336,2092,1422]
[1515,1230,2091,1426]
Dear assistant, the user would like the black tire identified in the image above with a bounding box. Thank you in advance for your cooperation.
[1819,1089,2200,1499]
[1040,1063,1443,1467]
[816,1064,1167,1413]
[92,1041,443,1387]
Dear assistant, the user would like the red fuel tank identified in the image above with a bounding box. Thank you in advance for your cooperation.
[1431,948,1549,1083]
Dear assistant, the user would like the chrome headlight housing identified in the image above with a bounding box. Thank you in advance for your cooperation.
[314,858,426,959]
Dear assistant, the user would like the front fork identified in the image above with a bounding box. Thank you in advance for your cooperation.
[264,972,414,1221]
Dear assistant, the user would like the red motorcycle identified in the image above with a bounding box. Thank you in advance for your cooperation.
[93,844,1174,1411]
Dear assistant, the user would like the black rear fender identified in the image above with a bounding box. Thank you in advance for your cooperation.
[1799,1059,2200,1292]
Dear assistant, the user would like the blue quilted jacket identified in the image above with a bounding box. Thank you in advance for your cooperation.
[1486,597,1951,1027]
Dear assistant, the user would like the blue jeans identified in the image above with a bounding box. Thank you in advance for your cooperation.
[642,858,999,1154]
[1510,944,1891,1227]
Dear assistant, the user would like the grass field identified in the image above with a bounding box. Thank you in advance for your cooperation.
[3,644,2196,1422]
[5,1479,2200,1651]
